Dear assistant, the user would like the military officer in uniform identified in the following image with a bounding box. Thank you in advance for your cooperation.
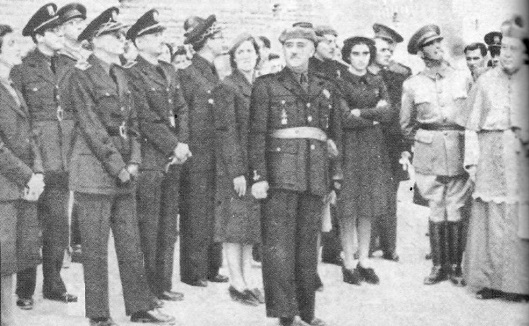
[11,3,78,308]
[484,31,502,68]
[249,26,343,326]
[400,25,472,286]
[309,25,345,266]
[368,23,413,262]
[56,2,89,263]
[66,7,175,325]
[125,9,191,302]
[178,14,228,287]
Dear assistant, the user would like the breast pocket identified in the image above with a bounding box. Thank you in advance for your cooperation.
[25,79,52,109]
[266,138,299,186]
[270,96,296,128]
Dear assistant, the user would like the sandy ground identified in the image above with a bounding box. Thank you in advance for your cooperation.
[8,180,529,326]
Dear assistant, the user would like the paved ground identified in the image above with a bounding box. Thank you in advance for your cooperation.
[9,180,529,326]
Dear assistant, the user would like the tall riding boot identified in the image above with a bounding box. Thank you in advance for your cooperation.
[424,221,447,285]
[448,221,466,287]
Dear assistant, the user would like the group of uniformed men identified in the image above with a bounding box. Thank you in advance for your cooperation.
[1,1,518,326]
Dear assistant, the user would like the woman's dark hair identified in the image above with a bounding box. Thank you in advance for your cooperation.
[258,35,271,49]
[229,34,260,69]
[464,42,487,57]
[341,36,376,65]
[0,24,14,54]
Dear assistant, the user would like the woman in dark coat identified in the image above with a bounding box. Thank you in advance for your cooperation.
[338,36,394,285]
[213,33,262,306]
[1,24,44,324]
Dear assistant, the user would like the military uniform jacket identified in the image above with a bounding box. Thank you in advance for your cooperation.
[11,49,73,183]
[248,68,343,197]
[178,55,220,173]
[126,55,189,171]
[372,63,412,181]
[0,83,43,201]
[400,63,471,176]
[66,54,141,195]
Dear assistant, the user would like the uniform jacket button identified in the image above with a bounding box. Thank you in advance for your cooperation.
[307,116,313,122]
[208,98,214,104]
[276,147,281,152]
[168,99,173,104]
[310,144,316,150]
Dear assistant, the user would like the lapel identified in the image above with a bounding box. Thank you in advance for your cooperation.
[277,68,306,100]
[192,55,218,86]
[230,70,252,97]
[137,55,168,89]
[25,49,56,85]
[307,71,325,102]
[88,55,118,95]
[0,83,28,118]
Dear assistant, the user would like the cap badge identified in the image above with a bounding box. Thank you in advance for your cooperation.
[152,11,159,23]
[47,5,55,15]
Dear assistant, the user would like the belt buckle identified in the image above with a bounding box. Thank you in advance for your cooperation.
[56,106,64,121]
[119,122,127,139]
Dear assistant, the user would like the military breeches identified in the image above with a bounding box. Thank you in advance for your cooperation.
[179,168,222,284]
[137,168,180,295]
[75,192,154,318]
[415,173,472,223]
[321,205,342,260]
[261,189,322,323]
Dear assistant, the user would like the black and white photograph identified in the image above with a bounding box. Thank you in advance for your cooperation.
[0,0,527,325]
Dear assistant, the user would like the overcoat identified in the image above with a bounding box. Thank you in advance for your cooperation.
[66,55,141,195]
[0,83,42,274]
[213,70,260,244]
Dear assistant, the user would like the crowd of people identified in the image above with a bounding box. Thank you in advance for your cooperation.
[0,2,528,326]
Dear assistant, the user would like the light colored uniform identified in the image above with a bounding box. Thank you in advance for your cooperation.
[400,63,472,222]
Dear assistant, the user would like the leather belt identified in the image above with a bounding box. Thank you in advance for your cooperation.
[270,127,327,142]
[419,124,464,131]
[107,123,139,139]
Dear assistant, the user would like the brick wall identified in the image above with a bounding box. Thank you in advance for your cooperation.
[1,0,524,69]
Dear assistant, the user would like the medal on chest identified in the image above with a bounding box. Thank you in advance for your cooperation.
[280,100,288,125]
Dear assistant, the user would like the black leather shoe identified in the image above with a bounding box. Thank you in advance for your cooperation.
[130,308,176,324]
[249,288,265,304]
[153,298,164,308]
[43,292,78,302]
[89,317,118,326]
[208,274,229,283]
[475,288,503,300]
[16,297,33,310]
[424,265,447,285]
[188,279,208,287]
[357,264,380,284]
[342,267,361,285]
[321,255,343,266]
[382,252,400,262]
[159,290,184,301]
[228,286,259,306]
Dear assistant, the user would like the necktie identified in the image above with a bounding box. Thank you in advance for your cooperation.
[109,65,118,85]
[300,73,308,92]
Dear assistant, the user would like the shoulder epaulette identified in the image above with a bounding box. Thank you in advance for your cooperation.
[75,60,91,71]
[388,62,412,76]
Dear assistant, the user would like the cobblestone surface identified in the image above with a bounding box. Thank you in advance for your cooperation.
[9,181,529,326]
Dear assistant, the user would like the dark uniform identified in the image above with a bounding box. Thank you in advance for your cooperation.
[178,54,223,285]
[0,81,42,277]
[248,66,343,323]
[369,62,412,258]
[11,4,75,301]
[126,50,189,297]
[308,56,346,264]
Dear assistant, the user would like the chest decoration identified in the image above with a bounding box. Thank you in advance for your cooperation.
[169,110,176,127]
[280,100,288,125]
[322,89,331,99]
